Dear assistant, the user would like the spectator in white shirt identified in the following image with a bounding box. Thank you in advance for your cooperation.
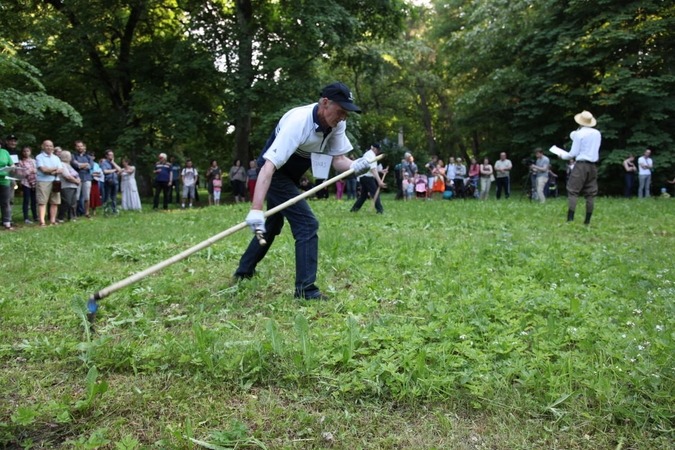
[637,149,653,198]
[181,159,198,208]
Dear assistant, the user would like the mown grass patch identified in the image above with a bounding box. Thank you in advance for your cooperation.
[1,196,674,448]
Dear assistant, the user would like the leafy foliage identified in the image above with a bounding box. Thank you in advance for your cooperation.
[0,40,82,129]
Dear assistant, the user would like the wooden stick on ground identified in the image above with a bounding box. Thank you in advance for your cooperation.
[86,154,386,322]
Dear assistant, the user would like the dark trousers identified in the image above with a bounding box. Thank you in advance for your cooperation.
[153,180,170,209]
[57,188,78,220]
[232,179,246,198]
[345,178,357,200]
[0,184,12,225]
[103,181,118,212]
[395,177,404,200]
[624,173,634,198]
[495,176,510,199]
[22,185,37,221]
[234,170,321,299]
[454,178,465,198]
[350,177,383,213]
[172,180,181,203]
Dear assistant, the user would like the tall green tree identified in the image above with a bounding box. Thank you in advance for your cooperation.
[5,0,225,186]
[0,40,81,134]
[428,0,675,192]
[513,0,675,189]
[189,0,408,165]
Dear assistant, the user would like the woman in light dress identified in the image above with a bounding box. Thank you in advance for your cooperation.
[121,158,142,211]
[479,157,494,200]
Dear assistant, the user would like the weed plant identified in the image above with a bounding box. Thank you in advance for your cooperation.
[1,196,674,449]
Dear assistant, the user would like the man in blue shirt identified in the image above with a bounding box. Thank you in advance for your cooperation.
[100,150,122,213]
[153,153,173,210]
[71,140,94,217]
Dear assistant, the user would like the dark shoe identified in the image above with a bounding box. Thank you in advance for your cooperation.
[567,209,575,222]
[584,212,592,225]
[229,273,254,287]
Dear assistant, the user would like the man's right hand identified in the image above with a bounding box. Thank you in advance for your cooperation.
[245,210,265,233]
[350,157,371,174]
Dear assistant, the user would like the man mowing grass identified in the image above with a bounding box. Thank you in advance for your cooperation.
[233,82,371,300]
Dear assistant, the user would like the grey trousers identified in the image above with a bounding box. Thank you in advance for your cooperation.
[638,174,651,198]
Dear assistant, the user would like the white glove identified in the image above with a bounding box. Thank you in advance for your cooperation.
[350,157,371,175]
[245,210,266,233]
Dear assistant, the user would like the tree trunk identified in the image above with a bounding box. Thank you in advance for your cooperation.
[234,0,254,164]
[417,84,435,155]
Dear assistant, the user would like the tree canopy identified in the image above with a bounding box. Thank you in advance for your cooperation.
[1,0,673,192]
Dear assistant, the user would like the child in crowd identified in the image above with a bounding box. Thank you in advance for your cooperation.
[660,187,670,199]
[414,174,427,199]
[212,173,222,205]
[402,173,412,201]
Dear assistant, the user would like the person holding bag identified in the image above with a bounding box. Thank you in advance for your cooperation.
[57,150,81,222]
[229,159,247,203]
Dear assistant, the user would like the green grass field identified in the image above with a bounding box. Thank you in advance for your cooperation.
[1,194,674,449]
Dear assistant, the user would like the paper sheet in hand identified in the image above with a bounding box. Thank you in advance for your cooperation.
[549,145,570,158]
[0,166,27,181]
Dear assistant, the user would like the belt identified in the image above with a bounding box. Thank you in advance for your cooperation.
[576,160,597,165]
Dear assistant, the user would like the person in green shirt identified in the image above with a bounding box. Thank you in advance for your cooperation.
[0,147,16,230]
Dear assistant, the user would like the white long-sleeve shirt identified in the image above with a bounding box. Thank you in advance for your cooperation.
[564,126,601,163]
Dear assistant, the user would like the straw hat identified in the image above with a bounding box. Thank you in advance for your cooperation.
[574,110,597,127]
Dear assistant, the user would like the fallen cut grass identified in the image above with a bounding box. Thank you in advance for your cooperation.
[1,195,674,449]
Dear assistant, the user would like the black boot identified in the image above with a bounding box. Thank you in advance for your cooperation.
[584,212,592,225]
[567,209,575,222]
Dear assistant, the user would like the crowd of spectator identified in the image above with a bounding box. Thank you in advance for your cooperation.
[1,133,672,232]
[0,136,145,230]
[0,134,269,231]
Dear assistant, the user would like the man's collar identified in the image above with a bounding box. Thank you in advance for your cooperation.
[313,104,332,134]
